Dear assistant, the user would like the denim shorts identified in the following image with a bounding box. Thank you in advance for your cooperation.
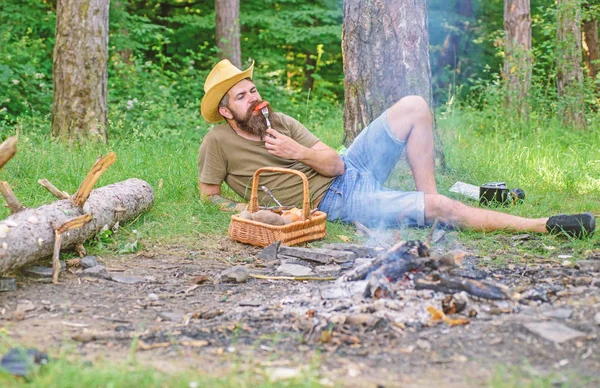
[317,110,425,228]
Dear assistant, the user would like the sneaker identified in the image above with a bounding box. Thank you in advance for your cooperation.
[546,212,596,238]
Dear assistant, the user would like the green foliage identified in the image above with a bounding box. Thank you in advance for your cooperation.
[0,0,55,126]
[2,0,343,136]
[438,105,600,223]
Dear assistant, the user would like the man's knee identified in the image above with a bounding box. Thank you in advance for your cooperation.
[388,96,432,124]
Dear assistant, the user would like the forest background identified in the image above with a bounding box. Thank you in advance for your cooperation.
[1,0,600,249]
[2,1,600,385]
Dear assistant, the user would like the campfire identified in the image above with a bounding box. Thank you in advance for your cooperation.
[231,221,599,339]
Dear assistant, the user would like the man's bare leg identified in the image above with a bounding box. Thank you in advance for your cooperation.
[425,194,548,233]
[386,96,438,194]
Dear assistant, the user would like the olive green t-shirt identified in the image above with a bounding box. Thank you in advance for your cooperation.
[198,112,335,208]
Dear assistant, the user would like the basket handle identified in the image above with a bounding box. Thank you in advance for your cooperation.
[249,167,311,220]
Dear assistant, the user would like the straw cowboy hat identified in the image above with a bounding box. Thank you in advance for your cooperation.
[200,59,255,123]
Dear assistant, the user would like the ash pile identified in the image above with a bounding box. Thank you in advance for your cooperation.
[231,231,600,343]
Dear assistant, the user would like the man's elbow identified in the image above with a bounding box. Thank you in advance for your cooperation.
[331,159,345,176]
[337,161,345,175]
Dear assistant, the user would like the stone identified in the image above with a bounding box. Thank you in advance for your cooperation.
[0,278,17,292]
[111,275,147,284]
[0,348,48,377]
[321,243,378,258]
[266,367,301,382]
[278,246,356,264]
[22,262,66,278]
[277,263,313,277]
[542,308,573,320]
[258,241,281,261]
[430,229,446,244]
[353,258,373,268]
[22,266,53,278]
[279,257,312,267]
[78,265,112,280]
[80,256,99,269]
[157,311,184,322]
[320,286,353,300]
[416,339,432,351]
[594,312,600,326]
[314,264,342,273]
[220,266,250,283]
[577,260,600,272]
[523,322,586,344]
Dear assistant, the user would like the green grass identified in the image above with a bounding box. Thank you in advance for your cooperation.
[0,353,326,388]
[438,108,600,218]
[0,105,355,254]
[433,106,600,254]
[2,103,600,256]
[0,334,326,387]
[487,364,598,387]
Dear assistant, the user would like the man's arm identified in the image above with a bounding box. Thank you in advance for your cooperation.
[199,182,247,212]
[264,128,344,177]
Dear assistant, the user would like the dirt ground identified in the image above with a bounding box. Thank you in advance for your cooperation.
[1,233,600,387]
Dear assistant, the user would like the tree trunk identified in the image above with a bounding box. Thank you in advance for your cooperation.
[582,18,599,80]
[215,0,241,68]
[52,0,109,143]
[556,0,586,128]
[503,0,532,119]
[0,179,154,274]
[342,0,432,144]
[303,52,317,92]
[438,0,473,71]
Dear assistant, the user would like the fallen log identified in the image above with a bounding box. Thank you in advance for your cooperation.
[0,178,154,274]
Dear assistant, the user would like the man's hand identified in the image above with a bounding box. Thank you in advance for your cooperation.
[264,127,302,159]
[209,195,248,212]
[264,128,344,177]
[199,182,247,212]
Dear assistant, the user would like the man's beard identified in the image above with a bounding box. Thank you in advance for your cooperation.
[231,101,272,140]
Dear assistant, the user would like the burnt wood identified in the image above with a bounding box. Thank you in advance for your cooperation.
[343,241,430,282]
[414,273,508,300]
[321,243,378,258]
[278,246,356,264]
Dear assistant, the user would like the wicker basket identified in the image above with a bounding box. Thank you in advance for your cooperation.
[228,167,327,247]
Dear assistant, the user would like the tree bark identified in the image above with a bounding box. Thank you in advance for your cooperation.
[556,0,586,128]
[303,52,318,92]
[0,179,154,274]
[503,0,532,119]
[52,0,109,143]
[583,18,600,80]
[215,0,241,68]
[342,0,433,145]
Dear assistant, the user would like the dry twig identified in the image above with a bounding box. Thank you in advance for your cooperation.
[0,181,25,213]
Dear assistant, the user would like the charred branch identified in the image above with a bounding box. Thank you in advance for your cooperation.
[343,240,430,282]
[414,273,509,300]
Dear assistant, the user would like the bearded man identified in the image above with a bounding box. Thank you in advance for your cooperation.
[198,59,594,238]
